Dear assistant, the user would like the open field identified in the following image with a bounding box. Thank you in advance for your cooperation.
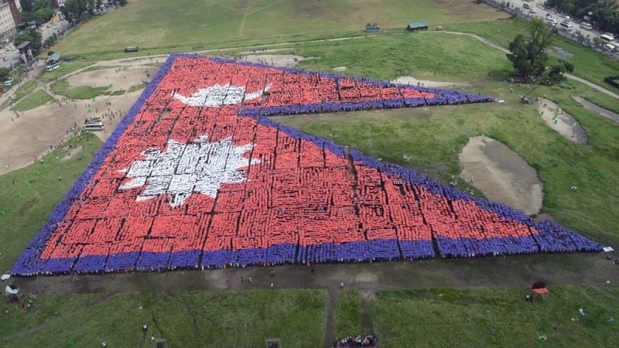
[373,285,619,347]
[2,4,619,347]
[0,289,327,347]
[51,0,508,55]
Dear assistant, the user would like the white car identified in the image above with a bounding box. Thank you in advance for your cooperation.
[529,8,537,14]
[4,77,13,86]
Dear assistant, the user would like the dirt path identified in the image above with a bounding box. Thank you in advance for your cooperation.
[12,251,618,296]
[324,289,337,348]
[573,96,619,123]
[359,291,375,335]
[391,76,469,88]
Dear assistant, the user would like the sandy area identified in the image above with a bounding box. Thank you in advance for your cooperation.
[237,54,317,67]
[538,98,587,144]
[60,145,84,162]
[391,76,469,88]
[459,136,543,216]
[66,66,151,91]
[0,90,141,175]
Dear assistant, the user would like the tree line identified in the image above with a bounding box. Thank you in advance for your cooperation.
[545,0,619,35]
[13,0,127,57]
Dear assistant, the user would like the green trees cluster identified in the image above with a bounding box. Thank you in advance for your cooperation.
[61,0,127,24]
[507,18,574,84]
[60,0,101,23]
[14,27,43,53]
[546,0,619,35]
[20,0,55,26]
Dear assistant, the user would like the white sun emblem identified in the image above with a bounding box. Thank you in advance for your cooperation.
[119,135,260,207]
[172,83,271,107]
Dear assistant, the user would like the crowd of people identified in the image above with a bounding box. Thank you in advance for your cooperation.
[334,334,377,347]
[10,54,602,277]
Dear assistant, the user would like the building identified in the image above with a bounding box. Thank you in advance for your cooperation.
[4,0,21,27]
[0,1,17,44]
[406,21,429,31]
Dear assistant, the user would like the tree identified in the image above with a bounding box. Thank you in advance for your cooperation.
[543,60,575,84]
[35,8,54,23]
[21,0,35,13]
[507,18,558,83]
[0,67,10,81]
[13,28,43,54]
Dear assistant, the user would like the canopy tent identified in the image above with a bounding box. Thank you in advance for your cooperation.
[5,285,18,294]
[47,53,61,65]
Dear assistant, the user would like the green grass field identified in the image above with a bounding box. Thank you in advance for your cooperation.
[0,290,326,347]
[50,79,112,99]
[51,0,507,55]
[3,2,619,347]
[11,81,37,103]
[373,285,619,347]
[12,90,55,111]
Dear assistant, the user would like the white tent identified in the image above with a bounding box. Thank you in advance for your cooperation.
[5,285,18,295]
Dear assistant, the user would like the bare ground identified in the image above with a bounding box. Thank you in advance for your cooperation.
[391,76,470,88]
[237,54,318,67]
[538,98,587,144]
[459,135,543,216]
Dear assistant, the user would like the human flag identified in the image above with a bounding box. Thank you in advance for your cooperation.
[12,55,601,275]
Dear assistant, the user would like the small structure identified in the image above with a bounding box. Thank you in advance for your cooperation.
[333,334,377,348]
[365,23,380,33]
[46,52,61,71]
[124,46,139,53]
[407,21,428,31]
[16,40,33,63]
[265,338,281,348]
[527,281,549,302]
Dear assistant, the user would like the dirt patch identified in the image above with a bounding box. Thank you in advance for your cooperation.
[573,96,619,124]
[0,91,141,175]
[538,98,587,144]
[66,66,151,92]
[391,76,469,88]
[459,136,543,216]
[60,145,83,162]
[545,46,574,59]
[354,272,378,283]
[238,54,318,67]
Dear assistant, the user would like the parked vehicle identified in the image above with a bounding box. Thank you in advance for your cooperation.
[601,34,615,44]
[4,77,14,86]
[561,22,573,30]
[582,22,592,30]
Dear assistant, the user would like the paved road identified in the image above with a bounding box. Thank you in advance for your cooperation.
[510,0,608,41]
